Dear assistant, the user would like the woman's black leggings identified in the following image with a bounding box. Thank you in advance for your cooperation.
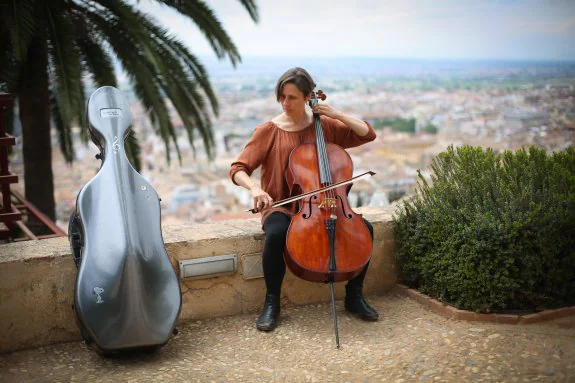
[262,212,374,296]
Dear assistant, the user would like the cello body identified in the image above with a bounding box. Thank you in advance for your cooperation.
[68,86,181,353]
[284,90,372,284]
[285,142,372,283]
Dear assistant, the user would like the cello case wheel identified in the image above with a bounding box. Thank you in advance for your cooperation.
[68,212,83,269]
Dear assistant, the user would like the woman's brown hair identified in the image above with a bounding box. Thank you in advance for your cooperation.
[274,67,315,102]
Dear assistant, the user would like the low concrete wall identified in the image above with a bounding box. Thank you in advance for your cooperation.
[0,207,397,353]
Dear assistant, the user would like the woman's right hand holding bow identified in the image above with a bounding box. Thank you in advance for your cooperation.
[250,185,273,213]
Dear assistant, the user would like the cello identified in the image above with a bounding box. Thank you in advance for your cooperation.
[68,86,181,354]
[284,89,373,348]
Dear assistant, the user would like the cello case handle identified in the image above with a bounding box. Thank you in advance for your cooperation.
[70,86,181,354]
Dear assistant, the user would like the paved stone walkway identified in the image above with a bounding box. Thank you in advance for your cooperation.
[1,294,573,382]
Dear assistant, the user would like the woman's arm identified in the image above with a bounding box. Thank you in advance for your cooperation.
[233,170,273,212]
[312,104,369,136]
[233,170,259,191]
[311,103,376,149]
[229,124,275,213]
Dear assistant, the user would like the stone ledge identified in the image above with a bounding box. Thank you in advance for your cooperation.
[0,206,397,353]
[394,284,575,325]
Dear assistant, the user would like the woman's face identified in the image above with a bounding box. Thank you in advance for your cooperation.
[279,83,309,116]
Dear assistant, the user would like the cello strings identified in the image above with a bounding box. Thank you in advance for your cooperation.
[314,104,335,218]
[314,104,327,221]
[313,91,338,280]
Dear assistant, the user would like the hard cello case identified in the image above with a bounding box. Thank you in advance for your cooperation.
[68,86,181,354]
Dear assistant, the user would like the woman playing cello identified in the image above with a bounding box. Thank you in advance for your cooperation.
[229,67,379,331]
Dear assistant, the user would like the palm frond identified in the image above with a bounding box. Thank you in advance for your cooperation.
[46,5,85,127]
[236,0,258,22]
[81,1,222,161]
[50,87,74,163]
[1,0,37,61]
[145,0,244,66]
[161,36,218,115]
[81,3,179,163]
[153,0,258,22]
[135,17,216,156]
[124,130,142,171]
[69,0,259,162]
[76,28,117,89]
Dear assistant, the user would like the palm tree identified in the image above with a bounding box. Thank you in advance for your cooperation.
[0,0,258,224]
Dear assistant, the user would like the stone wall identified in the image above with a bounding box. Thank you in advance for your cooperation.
[0,207,397,353]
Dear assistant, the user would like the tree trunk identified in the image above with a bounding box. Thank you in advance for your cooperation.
[18,37,56,226]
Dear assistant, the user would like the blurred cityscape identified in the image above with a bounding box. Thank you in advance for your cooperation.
[8,57,575,229]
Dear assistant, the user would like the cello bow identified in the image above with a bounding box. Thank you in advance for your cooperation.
[245,171,376,214]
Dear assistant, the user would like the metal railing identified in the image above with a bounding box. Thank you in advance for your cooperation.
[0,93,66,242]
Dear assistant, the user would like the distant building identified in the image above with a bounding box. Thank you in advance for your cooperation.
[170,184,207,213]
[367,191,389,208]
[503,109,550,131]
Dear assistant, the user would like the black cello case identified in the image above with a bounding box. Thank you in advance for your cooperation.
[68,86,181,354]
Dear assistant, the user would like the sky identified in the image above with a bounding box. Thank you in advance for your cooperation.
[137,0,575,62]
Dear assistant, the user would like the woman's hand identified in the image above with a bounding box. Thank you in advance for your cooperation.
[250,185,274,213]
[312,103,341,119]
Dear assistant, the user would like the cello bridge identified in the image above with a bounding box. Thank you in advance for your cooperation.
[318,198,337,209]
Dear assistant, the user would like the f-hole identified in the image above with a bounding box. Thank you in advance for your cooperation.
[303,196,316,219]
[337,195,353,219]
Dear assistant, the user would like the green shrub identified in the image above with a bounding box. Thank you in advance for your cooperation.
[422,123,438,134]
[393,145,575,313]
[377,117,416,133]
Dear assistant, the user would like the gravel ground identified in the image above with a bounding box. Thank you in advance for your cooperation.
[1,294,573,382]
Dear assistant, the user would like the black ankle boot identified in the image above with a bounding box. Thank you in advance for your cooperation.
[256,294,280,331]
[344,286,379,321]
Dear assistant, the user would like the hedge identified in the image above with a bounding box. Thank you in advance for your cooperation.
[394,145,575,313]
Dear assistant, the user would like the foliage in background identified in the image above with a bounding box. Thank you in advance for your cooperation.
[394,145,575,313]
[421,123,438,134]
[371,118,438,134]
[372,117,416,133]
[388,189,406,203]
